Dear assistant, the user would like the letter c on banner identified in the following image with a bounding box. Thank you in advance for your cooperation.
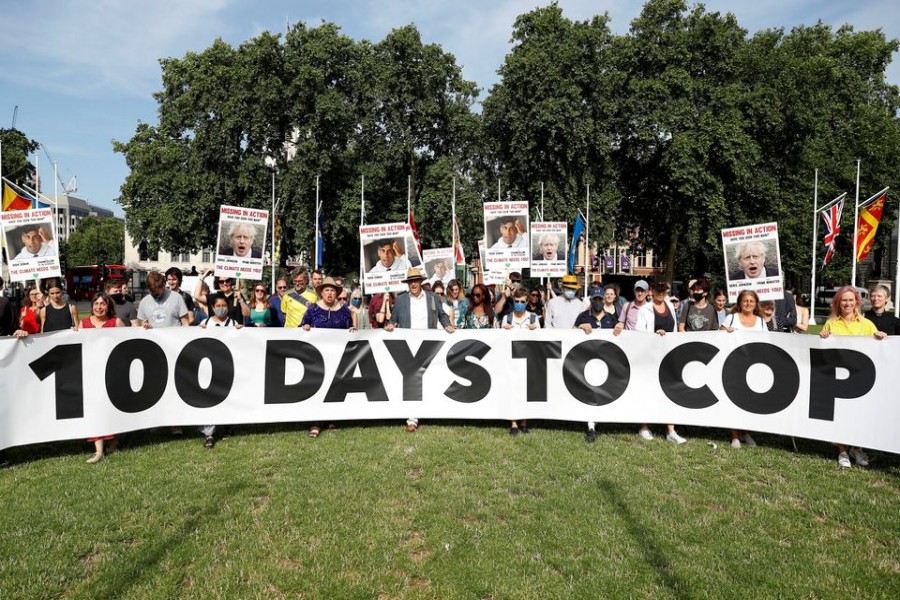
[659,342,719,409]
[105,339,168,413]
[563,340,630,406]
[722,343,799,414]
[175,338,234,408]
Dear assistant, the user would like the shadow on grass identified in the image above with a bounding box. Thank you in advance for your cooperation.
[81,478,254,600]
[598,477,690,598]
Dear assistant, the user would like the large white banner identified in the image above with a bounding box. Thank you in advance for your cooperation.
[2,328,898,454]
[722,222,784,302]
[1,208,62,283]
[214,205,269,280]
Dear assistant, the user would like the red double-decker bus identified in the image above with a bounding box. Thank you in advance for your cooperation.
[66,265,128,301]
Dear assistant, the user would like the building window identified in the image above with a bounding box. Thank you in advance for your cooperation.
[202,249,212,262]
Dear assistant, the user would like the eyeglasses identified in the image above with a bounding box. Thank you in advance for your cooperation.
[276,286,288,290]
[472,293,483,299]
[255,289,266,293]
[338,297,349,302]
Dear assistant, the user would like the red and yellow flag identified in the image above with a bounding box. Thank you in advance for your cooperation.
[2,181,33,211]
[855,191,887,262]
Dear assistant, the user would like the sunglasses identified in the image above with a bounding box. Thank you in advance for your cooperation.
[472,293,484,299]
[338,296,349,301]
[217,280,232,285]
[276,285,288,290]
[255,289,266,293]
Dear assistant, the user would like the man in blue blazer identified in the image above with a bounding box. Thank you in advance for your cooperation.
[385,267,455,431]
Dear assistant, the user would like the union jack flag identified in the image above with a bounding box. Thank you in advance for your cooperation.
[820,194,846,268]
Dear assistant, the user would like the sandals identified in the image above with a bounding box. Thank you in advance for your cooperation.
[308,426,321,438]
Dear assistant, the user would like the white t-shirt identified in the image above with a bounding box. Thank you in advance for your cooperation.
[408,291,428,329]
[490,234,527,249]
[500,311,540,329]
[722,313,766,331]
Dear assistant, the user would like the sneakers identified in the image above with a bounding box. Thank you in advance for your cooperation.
[838,452,852,468]
[509,426,519,436]
[520,426,530,435]
[848,447,869,466]
[740,433,757,447]
[204,436,215,449]
[638,428,654,441]
[666,431,687,444]
[86,453,103,464]
[586,429,597,443]
[731,438,741,449]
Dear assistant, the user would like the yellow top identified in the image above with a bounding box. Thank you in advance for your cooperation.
[822,316,877,336]
[281,289,318,328]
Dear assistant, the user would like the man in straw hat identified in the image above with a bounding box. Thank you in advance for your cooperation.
[385,267,455,432]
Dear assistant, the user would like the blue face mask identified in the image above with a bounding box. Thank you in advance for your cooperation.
[351,298,362,308]
[563,289,576,299]
[513,301,527,312]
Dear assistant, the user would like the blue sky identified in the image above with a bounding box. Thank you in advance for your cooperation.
[1,1,897,217]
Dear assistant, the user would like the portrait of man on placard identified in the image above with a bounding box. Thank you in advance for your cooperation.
[531,232,564,261]
[488,215,527,249]
[728,240,779,280]
[366,238,410,274]
[218,222,263,258]
[9,223,57,260]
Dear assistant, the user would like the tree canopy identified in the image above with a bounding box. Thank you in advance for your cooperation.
[114,1,900,286]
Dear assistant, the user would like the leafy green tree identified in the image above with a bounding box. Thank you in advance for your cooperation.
[65,216,124,266]
[0,128,39,186]
[615,0,759,281]
[481,3,621,245]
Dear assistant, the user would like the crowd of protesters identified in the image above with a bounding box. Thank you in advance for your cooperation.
[0,265,896,470]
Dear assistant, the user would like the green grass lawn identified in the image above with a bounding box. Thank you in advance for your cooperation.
[2,423,898,600]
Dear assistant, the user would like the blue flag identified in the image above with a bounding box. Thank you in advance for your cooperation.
[568,211,585,274]
[316,210,324,267]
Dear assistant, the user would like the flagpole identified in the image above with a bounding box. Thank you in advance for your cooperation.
[53,161,59,245]
[359,175,365,284]
[270,171,277,292]
[314,176,321,271]
[497,179,501,202]
[809,169,819,325]
[584,184,590,297]
[895,201,900,318]
[538,181,545,298]
[851,159,861,287]
[34,151,39,209]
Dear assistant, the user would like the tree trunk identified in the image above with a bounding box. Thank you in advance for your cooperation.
[665,228,679,284]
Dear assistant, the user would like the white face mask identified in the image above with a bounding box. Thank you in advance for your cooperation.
[214,307,228,318]
[563,289,576,299]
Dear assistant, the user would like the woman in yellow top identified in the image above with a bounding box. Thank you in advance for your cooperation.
[819,285,887,468]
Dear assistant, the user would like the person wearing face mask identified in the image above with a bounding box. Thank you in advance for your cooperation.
[678,277,718,332]
[105,280,138,326]
[575,286,619,333]
[572,285,620,443]
[198,295,243,449]
[498,287,540,435]
[347,285,368,330]
[545,274,587,330]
